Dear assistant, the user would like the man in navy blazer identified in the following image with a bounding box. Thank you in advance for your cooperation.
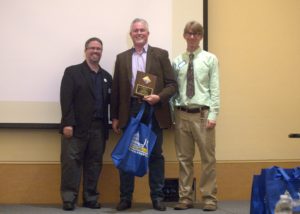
[59,37,112,211]
[111,18,177,211]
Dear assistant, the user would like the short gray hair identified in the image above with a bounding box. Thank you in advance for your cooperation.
[130,18,149,32]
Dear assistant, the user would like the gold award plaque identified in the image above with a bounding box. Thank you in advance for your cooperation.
[133,71,157,97]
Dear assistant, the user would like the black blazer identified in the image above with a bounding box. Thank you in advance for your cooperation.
[60,61,112,140]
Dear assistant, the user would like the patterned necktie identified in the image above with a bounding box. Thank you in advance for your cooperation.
[186,53,195,98]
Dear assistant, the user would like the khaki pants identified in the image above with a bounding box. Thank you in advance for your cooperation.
[174,109,217,204]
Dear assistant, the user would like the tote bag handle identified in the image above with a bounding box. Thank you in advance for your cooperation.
[277,167,300,199]
[137,102,155,129]
[135,102,146,122]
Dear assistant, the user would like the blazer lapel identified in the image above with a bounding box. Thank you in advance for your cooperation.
[101,70,107,101]
[146,46,153,74]
[126,50,133,84]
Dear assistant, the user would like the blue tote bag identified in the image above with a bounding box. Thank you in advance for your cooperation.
[250,166,300,214]
[250,174,265,214]
[111,102,157,177]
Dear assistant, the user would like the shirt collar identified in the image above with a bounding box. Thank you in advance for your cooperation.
[185,47,202,57]
[132,44,148,54]
[84,61,100,74]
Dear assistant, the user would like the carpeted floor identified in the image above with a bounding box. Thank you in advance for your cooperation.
[0,201,250,214]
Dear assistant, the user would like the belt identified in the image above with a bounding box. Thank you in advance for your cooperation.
[176,106,209,113]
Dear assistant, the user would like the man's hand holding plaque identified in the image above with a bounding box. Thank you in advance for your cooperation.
[133,71,157,97]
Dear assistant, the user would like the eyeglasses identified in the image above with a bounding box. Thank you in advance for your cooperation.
[86,47,102,52]
[185,32,201,37]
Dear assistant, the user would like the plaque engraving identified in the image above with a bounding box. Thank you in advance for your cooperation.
[133,71,157,97]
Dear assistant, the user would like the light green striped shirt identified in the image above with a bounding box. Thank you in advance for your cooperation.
[172,47,220,121]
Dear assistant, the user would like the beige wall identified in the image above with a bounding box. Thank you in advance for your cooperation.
[208,0,300,160]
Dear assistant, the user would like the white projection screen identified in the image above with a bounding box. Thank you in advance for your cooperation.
[0,0,207,128]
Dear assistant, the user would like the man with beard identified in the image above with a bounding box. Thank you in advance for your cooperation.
[59,37,112,211]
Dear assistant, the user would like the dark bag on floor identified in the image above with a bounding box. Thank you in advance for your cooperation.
[111,102,156,177]
[250,166,300,214]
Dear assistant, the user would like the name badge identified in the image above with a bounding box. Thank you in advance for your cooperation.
[178,61,186,69]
